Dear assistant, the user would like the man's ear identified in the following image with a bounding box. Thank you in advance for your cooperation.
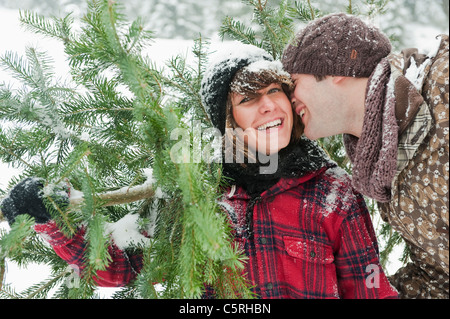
[331,76,347,84]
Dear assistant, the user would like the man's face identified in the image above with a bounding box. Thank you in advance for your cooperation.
[231,83,293,155]
[290,74,341,140]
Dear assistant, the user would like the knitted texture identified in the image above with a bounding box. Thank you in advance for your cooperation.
[343,58,398,202]
[1,177,51,224]
[282,13,392,78]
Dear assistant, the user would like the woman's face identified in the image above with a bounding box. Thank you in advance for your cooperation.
[231,83,293,155]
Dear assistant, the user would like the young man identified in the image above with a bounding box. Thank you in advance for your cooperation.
[282,13,449,299]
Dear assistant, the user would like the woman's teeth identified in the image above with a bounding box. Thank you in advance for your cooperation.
[257,119,282,131]
[299,109,305,118]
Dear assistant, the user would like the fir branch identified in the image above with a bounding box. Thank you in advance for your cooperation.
[75,168,112,274]
[0,257,5,292]
[363,0,390,18]
[307,0,316,19]
[18,10,74,43]
[87,213,111,271]
[253,0,278,38]
[0,50,37,88]
[379,223,408,268]
[288,0,321,22]
[68,106,134,115]
[219,17,261,47]
[45,195,76,235]
[93,1,164,116]
[23,270,67,299]
[10,234,65,268]
[124,17,154,55]
[0,283,24,299]
[0,138,34,170]
[220,0,296,59]
[53,145,91,185]
[179,224,202,298]
[25,46,54,88]
[104,0,125,55]
[0,215,35,260]
[162,54,208,123]
[348,0,353,15]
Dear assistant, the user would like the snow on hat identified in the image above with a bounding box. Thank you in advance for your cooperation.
[282,13,391,78]
[200,42,274,134]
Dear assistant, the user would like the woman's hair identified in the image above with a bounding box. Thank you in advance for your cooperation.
[223,67,303,164]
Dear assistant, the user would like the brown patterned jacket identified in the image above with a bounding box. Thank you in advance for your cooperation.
[380,34,449,298]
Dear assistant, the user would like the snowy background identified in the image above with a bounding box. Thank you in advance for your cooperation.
[0,6,198,298]
[0,0,448,298]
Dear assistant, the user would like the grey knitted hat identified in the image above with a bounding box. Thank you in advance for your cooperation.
[282,13,392,78]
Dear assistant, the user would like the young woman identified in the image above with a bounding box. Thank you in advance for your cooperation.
[1,43,398,299]
[200,42,397,299]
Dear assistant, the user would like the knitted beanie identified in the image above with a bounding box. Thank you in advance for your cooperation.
[282,13,392,78]
[200,42,273,134]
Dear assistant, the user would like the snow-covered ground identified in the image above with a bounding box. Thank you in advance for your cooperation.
[0,6,445,298]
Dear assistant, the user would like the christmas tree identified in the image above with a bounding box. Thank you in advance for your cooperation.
[0,0,405,299]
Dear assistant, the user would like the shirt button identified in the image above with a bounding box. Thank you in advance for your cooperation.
[265,282,273,290]
[310,251,316,258]
[259,237,268,244]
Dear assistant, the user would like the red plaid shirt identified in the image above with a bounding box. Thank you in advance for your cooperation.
[216,165,398,298]
[35,165,398,299]
[35,221,143,287]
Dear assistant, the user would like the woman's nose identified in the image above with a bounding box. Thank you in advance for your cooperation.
[258,95,276,113]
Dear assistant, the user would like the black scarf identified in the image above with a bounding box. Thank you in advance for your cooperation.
[222,137,329,197]
[222,137,329,239]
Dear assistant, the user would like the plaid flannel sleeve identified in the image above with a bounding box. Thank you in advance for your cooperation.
[34,221,143,287]
[333,195,398,299]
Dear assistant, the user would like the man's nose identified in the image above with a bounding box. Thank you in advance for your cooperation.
[290,95,301,114]
[290,91,297,105]
[290,92,297,109]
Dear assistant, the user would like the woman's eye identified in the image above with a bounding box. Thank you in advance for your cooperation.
[239,97,252,104]
[268,88,281,94]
